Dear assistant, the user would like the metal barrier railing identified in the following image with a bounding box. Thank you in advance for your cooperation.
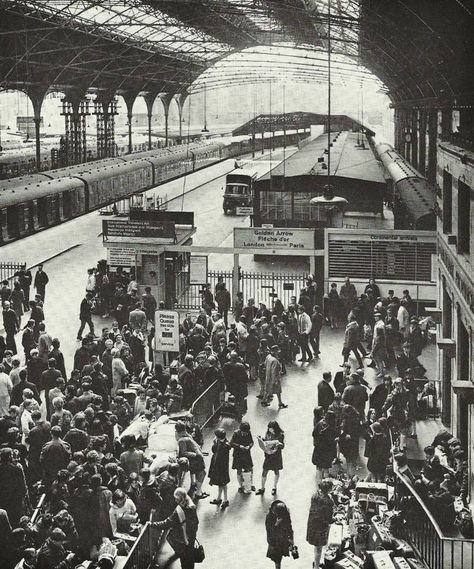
[394,471,474,569]
[191,379,225,428]
[30,493,46,525]
[122,522,163,569]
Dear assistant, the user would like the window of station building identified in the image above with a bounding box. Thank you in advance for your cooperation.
[442,170,452,234]
[457,179,471,255]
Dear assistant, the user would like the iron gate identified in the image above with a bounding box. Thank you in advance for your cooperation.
[174,268,308,311]
[0,262,25,283]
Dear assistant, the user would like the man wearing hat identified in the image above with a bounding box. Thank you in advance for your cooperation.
[263,345,287,409]
[37,527,75,569]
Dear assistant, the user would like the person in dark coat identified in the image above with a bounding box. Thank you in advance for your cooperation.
[306,479,334,569]
[36,528,75,569]
[312,411,337,479]
[338,404,361,476]
[342,373,368,421]
[156,464,179,521]
[365,421,391,482]
[137,468,162,523]
[256,421,285,496]
[0,447,27,527]
[21,320,36,362]
[317,372,335,412]
[40,425,71,488]
[50,338,67,380]
[342,314,363,368]
[208,428,231,509]
[26,410,51,485]
[152,488,199,569]
[89,474,113,543]
[11,368,41,407]
[222,352,248,416]
[33,265,49,303]
[73,339,91,374]
[265,500,294,569]
[310,305,324,358]
[333,362,351,395]
[230,421,254,493]
[2,301,19,354]
[370,375,392,418]
[215,283,231,328]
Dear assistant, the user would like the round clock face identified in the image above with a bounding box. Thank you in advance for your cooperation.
[404,133,412,143]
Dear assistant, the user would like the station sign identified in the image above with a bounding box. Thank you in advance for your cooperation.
[103,219,175,240]
[155,310,180,352]
[189,256,208,285]
[233,227,315,250]
[107,247,136,267]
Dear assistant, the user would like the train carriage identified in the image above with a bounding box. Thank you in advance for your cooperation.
[0,176,86,243]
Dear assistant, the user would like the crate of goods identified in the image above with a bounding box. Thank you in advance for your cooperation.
[355,482,389,500]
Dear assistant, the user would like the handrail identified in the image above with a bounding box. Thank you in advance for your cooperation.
[190,378,224,428]
[395,467,474,543]
[394,468,447,539]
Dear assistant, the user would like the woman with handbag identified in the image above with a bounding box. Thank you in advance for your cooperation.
[152,487,202,569]
[306,479,334,569]
[265,500,294,569]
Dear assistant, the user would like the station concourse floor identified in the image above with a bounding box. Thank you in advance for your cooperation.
[156,334,441,569]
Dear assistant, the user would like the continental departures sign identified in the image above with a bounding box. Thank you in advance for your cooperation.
[233,227,315,250]
[103,219,175,240]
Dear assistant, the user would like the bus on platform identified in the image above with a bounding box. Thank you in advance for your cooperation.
[223,168,258,215]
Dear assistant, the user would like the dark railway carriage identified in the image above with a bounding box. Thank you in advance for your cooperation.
[0,177,86,243]
[374,142,436,230]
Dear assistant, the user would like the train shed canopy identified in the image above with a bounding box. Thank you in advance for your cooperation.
[232,113,375,136]
[0,1,472,106]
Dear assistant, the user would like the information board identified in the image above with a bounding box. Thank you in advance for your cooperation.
[107,247,136,267]
[103,219,175,240]
[234,227,314,250]
[327,231,437,282]
[189,256,208,285]
[155,310,180,352]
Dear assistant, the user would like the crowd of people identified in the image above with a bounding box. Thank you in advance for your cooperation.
[0,261,466,569]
